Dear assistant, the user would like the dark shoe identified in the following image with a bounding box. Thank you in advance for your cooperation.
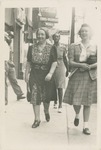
[17,94,25,100]
[5,101,8,105]
[74,118,79,126]
[32,120,41,128]
[83,128,91,135]
[53,103,57,109]
[45,113,50,122]
[58,105,62,113]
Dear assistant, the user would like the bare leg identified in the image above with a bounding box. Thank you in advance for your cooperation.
[54,99,57,105]
[54,90,58,108]
[32,105,41,128]
[73,105,81,126]
[32,105,40,121]
[83,106,90,122]
[43,102,50,114]
[43,102,50,122]
[58,88,63,108]
[83,105,90,128]
[83,105,91,135]
[73,105,81,114]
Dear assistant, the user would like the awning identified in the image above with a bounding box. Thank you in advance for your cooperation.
[5,8,14,31]
[5,8,14,26]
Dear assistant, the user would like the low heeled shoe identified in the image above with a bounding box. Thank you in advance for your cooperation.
[17,94,25,100]
[45,113,50,122]
[53,103,57,109]
[83,128,91,135]
[32,120,41,128]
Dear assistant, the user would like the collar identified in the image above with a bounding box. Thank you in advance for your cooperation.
[75,41,93,48]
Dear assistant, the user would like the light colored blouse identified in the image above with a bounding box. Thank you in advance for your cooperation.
[79,41,97,62]
[68,42,97,80]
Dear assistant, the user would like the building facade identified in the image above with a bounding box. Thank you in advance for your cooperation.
[5,7,58,79]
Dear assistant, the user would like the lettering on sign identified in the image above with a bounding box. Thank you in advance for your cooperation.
[39,16,58,23]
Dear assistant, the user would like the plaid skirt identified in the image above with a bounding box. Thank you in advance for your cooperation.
[63,69,97,106]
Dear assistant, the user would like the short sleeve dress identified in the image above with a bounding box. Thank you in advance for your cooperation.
[27,42,57,105]
[63,43,97,106]
[52,43,67,89]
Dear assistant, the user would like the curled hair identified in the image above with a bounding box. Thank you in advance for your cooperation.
[36,28,49,39]
[78,23,93,37]
[52,31,60,40]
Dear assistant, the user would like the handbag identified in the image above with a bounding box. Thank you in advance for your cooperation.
[27,82,31,102]
[87,55,97,65]
[68,68,78,79]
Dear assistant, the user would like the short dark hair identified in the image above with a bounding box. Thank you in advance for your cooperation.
[36,28,49,39]
[52,31,60,40]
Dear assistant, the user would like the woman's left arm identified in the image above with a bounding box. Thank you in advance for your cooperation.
[45,46,57,81]
[63,48,69,77]
[45,62,57,81]
[89,63,97,70]
[89,45,97,70]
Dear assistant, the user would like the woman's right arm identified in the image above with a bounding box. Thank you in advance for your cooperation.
[25,46,32,83]
[68,44,89,70]
[25,62,31,83]
[69,60,89,70]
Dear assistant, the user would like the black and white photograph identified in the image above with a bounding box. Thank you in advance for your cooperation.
[0,0,101,150]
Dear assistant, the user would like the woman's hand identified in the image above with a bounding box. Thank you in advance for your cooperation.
[80,63,90,70]
[45,73,52,81]
[25,62,31,83]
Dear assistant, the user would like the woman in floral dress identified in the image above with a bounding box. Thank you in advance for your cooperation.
[25,28,57,128]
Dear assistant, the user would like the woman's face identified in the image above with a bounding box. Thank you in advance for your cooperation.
[37,29,46,43]
[80,26,92,40]
[53,33,60,43]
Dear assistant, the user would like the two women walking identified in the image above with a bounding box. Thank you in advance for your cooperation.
[25,23,97,136]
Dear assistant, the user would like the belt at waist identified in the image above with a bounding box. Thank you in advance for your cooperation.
[32,64,48,70]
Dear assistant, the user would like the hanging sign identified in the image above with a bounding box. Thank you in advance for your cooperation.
[40,8,57,18]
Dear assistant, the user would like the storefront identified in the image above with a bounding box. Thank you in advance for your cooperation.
[5,8,26,79]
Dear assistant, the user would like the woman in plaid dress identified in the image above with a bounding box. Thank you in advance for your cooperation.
[63,24,97,135]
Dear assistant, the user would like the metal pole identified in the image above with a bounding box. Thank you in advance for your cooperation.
[70,7,75,44]
[65,105,70,144]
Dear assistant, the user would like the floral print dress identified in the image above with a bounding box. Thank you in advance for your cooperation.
[27,42,57,105]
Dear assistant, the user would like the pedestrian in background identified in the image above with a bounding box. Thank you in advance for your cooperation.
[4,31,25,105]
[63,24,97,135]
[52,32,68,113]
[25,28,57,128]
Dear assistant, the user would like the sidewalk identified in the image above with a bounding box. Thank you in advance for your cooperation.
[3,80,97,150]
